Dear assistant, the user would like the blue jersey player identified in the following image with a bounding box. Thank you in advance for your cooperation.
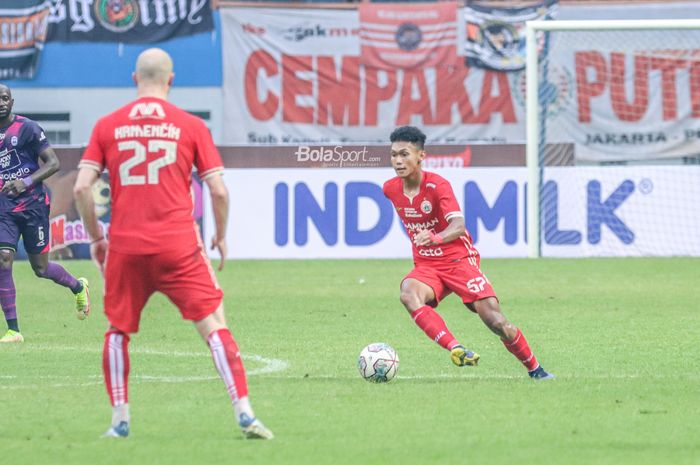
[0,84,90,343]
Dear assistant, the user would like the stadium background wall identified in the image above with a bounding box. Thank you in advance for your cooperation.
[6,2,700,145]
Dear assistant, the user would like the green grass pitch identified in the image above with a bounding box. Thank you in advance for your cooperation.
[1,258,699,465]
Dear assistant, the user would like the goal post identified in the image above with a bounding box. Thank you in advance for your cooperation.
[525,19,700,258]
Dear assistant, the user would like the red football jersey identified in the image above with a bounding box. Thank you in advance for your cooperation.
[80,97,223,254]
[383,171,479,265]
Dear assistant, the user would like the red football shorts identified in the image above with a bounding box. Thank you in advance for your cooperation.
[104,246,224,333]
[403,258,497,309]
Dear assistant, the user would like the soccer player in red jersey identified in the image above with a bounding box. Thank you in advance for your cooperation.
[73,48,273,439]
[383,126,554,380]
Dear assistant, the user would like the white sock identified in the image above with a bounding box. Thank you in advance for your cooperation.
[112,403,130,426]
[234,396,254,424]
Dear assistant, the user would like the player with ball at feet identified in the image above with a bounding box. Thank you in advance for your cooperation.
[383,126,554,380]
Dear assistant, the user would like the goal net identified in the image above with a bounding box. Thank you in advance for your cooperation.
[526,20,700,257]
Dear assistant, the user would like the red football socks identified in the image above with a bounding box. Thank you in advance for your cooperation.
[103,329,130,407]
[410,305,459,350]
[502,328,539,371]
[207,328,249,402]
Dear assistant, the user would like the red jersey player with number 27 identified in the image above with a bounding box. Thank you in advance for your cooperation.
[73,48,273,439]
[383,126,554,380]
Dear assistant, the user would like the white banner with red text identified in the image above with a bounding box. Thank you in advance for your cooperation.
[221,7,522,146]
[541,29,700,161]
[221,7,700,161]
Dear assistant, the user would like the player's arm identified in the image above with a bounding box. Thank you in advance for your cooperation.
[413,216,465,246]
[204,173,229,271]
[73,167,107,272]
[1,147,59,197]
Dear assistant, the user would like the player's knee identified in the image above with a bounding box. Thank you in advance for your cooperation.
[486,314,517,339]
[399,290,420,310]
[488,318,509,337]
[0,251,13,270]
[31,262,47,277]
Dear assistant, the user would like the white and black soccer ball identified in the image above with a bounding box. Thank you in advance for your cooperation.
[358,343,399,383]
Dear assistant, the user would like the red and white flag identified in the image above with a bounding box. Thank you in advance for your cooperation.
[359,2,460,70]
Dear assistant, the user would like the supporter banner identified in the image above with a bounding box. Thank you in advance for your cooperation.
[359,2,460,71]
[46,0,213,43]
[221,7,525,145]
[464,0,557,71]
[203,166,700,259]
[541,29,700,161]
[222,8,700,161]
[0,1,50,80]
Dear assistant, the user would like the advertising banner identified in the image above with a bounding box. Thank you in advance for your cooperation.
[203,166,700,259]
[222,7,700,161]
[0,1,50,80]
[221,7,525,146]
[359,2,461,71]
[39,148,700,259]
[542,29,700,161]
[46,0,213,43]
[40,143,541,260]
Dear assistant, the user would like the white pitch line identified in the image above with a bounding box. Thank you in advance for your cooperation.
[0,344,290,390]
[0,343,289,373]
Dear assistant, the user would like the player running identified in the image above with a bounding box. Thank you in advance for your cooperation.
[73,48,273,439]
[383,126,554,380]
[0,84,89,343]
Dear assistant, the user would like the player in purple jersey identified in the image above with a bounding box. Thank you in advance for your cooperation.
[0,84,90,343]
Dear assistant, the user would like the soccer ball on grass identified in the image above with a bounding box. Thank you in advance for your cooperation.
[357,343,399,383]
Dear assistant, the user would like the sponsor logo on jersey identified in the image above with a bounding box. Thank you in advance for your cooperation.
[0,149,13,169]
[94,0,139,33]
[403,207,422,218]
[404,217,439,231]
[40,131,46,141]
[418,247,444,257]
[420,199,432,214]
[0,133,5,141]
[0,147,30,183]
[128,102,166,120]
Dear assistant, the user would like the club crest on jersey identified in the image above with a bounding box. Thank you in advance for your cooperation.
[10,136,17,146]
[420,200,432,214]
[128,102,166,120]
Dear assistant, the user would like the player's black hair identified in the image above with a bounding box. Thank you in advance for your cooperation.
[390,126,426,150]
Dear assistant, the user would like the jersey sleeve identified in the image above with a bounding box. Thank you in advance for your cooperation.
[192,119,223,180]
[436,179,463,221]
[80,119,106,173]
[382,181,390,199]
[25,120,50,156]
